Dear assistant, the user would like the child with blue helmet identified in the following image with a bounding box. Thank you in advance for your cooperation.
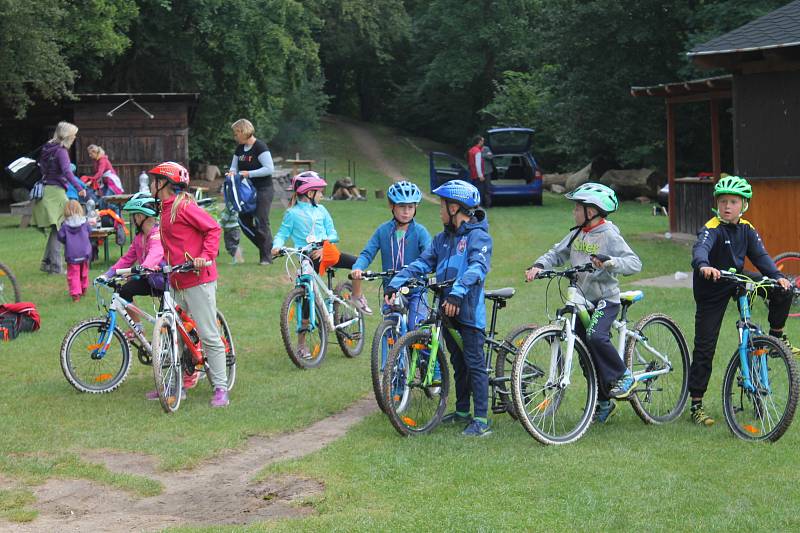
[385,179,494,437]
[351,181,432,323]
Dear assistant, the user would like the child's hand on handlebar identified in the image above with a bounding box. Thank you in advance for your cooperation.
[442,295,461,317]
[525,266,542,282]
[193,257,210,269]
[778,277,792,291]
[700,266,721,281]
[351,269,363,280]
[384,286,398,306]
[310,248,322,260]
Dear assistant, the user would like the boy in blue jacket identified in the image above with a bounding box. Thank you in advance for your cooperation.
[351,180,432,323]
[385,179,493,437]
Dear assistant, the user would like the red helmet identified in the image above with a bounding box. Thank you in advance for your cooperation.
[148,161,190,186]
[292,171,327,195]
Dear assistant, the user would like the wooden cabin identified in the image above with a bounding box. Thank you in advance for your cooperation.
[632,0,800,255]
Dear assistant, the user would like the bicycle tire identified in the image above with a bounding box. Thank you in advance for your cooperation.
[371,318,400,413]
[382,329,450,436]
[152,315,183,413]
[280,286,328,369]
[333,281,365,357]
[205,311,236,391]
[721,334,799,442]
[624,313,689,424]
[511,325,598,445]
[493,323,538,420]
[773,252,800,317]
[0,260,21,303]
[60,317,131,393]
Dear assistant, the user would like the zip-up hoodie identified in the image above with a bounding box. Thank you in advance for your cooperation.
[39,142,84,191]
[389,210,492,329]
[272,201,337,249]
[353,219,432,288]
[158,196,221,290]
[534,220,641,303]
[57,215,92,264]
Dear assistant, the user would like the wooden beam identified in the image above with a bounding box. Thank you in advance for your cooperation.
[667,102,677,233]
[710,99,721,180]
[665,90,732,104]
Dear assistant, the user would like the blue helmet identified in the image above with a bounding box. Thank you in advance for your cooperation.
[432,179,480,209]
[387,180,422,204]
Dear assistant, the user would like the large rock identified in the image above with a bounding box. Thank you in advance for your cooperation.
[543,173,569,187]
[550,184,566,194]
[598,168,666,200]
[565,157,618,190]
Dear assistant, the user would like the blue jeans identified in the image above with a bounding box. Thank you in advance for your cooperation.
[442,324,488,419]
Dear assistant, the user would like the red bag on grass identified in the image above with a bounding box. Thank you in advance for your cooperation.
[0,302,41,341]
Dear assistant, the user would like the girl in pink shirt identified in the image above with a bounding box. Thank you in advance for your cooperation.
[81,145,124,195]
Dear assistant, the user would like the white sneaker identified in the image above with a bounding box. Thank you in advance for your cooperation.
[351,294,373,315]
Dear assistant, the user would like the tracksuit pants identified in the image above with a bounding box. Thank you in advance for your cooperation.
[238,183,274,263]
[575,300,626,401]
[442,324,488,419]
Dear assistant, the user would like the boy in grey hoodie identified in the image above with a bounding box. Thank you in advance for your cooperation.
[525,183,641,422]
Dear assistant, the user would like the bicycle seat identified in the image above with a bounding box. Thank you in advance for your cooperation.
[620,290,644,306]
[485,287,515,301]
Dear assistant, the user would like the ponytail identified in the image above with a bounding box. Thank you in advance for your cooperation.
[170,191,196,223]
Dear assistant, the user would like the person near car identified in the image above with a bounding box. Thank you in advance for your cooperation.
[468,135,489,207]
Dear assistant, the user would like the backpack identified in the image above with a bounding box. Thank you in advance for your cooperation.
[0,302,41,341]
[223,173,257,214]
[4,145,44,188]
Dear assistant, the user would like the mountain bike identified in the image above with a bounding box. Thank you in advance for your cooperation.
[773,252,800,317]
[717,270,799,442]
[278,243,365,369]
[0,261,21,303]
[60,264,236,411]
[382,278,538,436]
[511,264,689,445]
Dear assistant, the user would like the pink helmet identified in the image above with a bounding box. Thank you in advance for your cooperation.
[292,171,327,195]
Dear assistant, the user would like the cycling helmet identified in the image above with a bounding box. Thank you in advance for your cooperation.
[565,182,618,214]
[122,192,158,217]
[388,181,422,204]
[714,175,752,199]
[432,179,480,209]
[148,161,190,187]
[292,171,327,195]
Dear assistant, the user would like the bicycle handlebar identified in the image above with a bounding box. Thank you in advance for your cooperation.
[348,269,397,281]
[277,242,323,257]
[717,269,784,289]
[115,260,212,277]
[533,263,596,280]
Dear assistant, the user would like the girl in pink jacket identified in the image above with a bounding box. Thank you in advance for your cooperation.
[148,162,228,408]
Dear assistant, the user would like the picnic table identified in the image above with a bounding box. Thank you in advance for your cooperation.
[10,201,32,228]
[286,159,315,177]
[90,227,124,265]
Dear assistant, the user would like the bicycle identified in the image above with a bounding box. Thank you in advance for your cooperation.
[278,243,365,369]
[60,264,236,411]
[511,264,689,445]
[717,270,799,442]
[773,251,800,317]
[0,260,21,303]
[382,277,538,436]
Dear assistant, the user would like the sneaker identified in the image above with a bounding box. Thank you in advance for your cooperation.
[183,371,200,390]
[124,324,144,342]
[259,259,272,266]
[593,400,617,424]
[351,294,373,315]
[779,334,800,357]
[297,345,313,360]
[234,246,244,264]
[691,403,715,426]
[609,371,638,399]
[462,419,492,437]
[441,411,472,425]
[71,295,81,303]
[210,388,229,408]
[145,388,186,401]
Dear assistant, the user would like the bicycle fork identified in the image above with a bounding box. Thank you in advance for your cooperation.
[737,294,770,394]
[90,312,118,359]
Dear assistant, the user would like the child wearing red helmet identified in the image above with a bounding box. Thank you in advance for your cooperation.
[149,161,229,407]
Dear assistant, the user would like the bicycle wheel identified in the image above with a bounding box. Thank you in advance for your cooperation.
[382,329,450,436]
[60,317,131,393]
[280,286,328,369]
[721,335,799,442]
[0,261,21,303]
[774,252,800,317]
[333,281,365,357]
[493,323,538,420]
[511,325,598,445]
[371,318,400,413]
[152,315,183,413]
[209,311,236,391]
[624,313,689,424]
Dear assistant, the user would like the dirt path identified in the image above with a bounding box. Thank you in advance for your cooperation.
[2,397,377,532]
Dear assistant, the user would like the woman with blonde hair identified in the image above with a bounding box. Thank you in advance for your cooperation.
[33,121,87,274]
[81,144,124,197]
[226,118,275,265]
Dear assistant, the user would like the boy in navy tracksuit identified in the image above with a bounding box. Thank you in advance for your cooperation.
[386,179,493,437]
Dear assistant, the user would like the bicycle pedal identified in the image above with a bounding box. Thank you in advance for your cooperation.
[491,405,508,414]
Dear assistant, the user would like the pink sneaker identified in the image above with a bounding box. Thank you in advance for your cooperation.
[210,388,229,408]
[183,371,200,390]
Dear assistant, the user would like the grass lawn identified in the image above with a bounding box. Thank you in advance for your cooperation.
[1,118,799,531]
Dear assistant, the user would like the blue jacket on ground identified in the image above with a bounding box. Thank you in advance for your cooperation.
[388,210,492,329]
[353,219,432,287]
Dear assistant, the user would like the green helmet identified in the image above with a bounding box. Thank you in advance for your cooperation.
[123,192,158,217]
[565,182,618,214]
[714,175,752,199]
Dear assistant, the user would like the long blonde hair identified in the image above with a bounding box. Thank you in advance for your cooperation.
[50,121,78,148]
[170,190,197,223]
[64,199,84,218]
[87,144,105,157]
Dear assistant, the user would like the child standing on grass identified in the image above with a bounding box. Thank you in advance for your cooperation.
[385,179,493,437]
[688,176,794,427]
[219,204,244,264]
[525,183,642,424]
[148,161,228,408]
[57,200,92,302]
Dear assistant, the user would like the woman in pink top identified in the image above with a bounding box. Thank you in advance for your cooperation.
[81,145,124,196]
[148,161,229,408]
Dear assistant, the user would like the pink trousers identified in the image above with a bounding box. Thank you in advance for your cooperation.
[67,261,89,297]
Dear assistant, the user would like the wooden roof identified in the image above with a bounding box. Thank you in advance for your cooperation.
[630,75,732,102]
[73,93,200,103]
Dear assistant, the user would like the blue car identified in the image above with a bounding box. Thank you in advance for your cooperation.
[429,127,543,207]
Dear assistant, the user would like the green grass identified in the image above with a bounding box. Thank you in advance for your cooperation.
[1,117,799,530]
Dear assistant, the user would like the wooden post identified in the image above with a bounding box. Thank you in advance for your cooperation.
[666,101,677,233]
[710,98,721,180]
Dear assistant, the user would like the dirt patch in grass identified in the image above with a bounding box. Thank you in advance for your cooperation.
[2,397,377,532]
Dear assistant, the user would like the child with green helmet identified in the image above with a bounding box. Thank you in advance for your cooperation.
[689,175,795,426]
[526,182,642,423]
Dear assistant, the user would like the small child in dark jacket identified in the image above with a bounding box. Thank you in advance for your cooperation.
[57,200,92,302]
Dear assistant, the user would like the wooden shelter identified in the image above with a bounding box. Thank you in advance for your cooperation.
[632,0,800,254]
[68,93,199,192]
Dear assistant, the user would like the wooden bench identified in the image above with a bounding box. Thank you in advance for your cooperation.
[90,228,124,265]
[10,201,32,228]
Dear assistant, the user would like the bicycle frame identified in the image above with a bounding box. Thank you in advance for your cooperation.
[91,279,156,358]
